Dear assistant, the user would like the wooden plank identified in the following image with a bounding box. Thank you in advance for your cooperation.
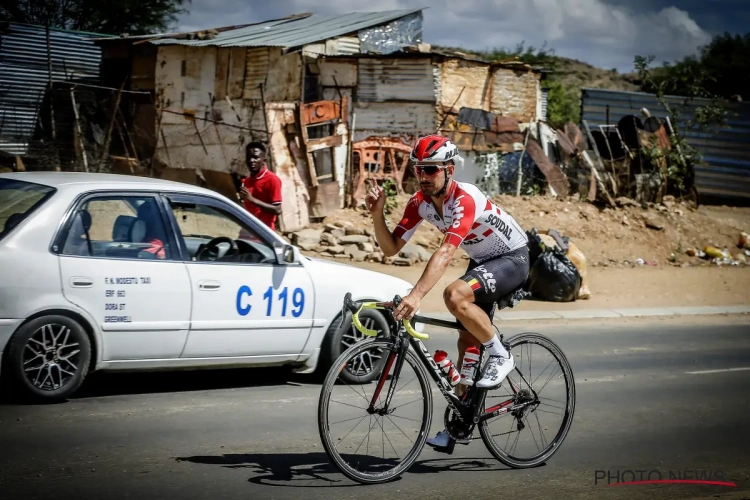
[307,135,343,152]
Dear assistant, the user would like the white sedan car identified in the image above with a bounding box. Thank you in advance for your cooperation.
[0,172,416,403]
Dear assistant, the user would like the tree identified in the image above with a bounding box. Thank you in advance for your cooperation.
[645,32,750,100]
[634,55,727,196]
[0,0,190,35]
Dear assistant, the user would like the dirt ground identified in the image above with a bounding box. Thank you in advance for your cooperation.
[305,192,750,313]
[314,193,750,266]
[318,258,750,313]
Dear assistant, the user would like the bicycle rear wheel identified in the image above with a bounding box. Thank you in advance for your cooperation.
[318,338,432,484]
[478,332,576,468]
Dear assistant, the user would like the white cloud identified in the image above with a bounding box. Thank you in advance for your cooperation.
[175,0,711,72]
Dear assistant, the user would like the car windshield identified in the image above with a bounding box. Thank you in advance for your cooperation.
[0,178,56,241]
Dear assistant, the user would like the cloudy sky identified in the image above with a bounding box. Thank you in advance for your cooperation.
[175,0,747,73]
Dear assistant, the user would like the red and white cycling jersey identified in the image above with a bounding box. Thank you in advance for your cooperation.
[392,181,528,263]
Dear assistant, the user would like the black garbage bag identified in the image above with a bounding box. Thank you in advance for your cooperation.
[525,246,582,302]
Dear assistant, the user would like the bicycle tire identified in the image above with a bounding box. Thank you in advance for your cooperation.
[318,338,433,484]
[479,332,576,469]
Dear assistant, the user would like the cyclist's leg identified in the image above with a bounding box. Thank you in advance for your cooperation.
[446,247,530,388]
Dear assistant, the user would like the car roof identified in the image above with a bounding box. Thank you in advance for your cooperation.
[0,171,224,197]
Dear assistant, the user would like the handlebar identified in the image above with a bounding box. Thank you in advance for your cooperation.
[341,293,430,341]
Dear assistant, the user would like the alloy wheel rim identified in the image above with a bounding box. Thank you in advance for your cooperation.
[22,324,81,391]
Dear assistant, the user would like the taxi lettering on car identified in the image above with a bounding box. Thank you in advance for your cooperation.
[0,172,415,403]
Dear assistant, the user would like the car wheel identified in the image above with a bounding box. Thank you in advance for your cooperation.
[322,308,390,384]
[6,315,91,403]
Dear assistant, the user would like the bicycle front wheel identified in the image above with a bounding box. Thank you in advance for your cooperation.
[318,338,433,484]
[479,332,576,469]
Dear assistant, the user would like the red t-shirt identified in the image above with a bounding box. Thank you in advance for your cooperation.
[242,166,282,230]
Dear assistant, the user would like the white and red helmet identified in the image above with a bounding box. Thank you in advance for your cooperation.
[409,135,459,163]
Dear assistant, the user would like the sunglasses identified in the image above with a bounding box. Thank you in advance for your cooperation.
[413,164,447,177]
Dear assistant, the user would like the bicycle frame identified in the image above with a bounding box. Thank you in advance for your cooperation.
[341,293,536,428]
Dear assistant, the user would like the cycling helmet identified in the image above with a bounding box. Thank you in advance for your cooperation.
[410,135,459,163]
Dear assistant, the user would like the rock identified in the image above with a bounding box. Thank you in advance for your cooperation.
[351,250,369,262]
[313,245,328,253]
[320,232,337,246]
[298,242,319,251]
[370,251,384,263]
[343,244,359,257]
[330,228,346,238]
[324,224,339,233]
[616,197,638,207]
[622,216,630,226]
[333,253,349,259]
[644,218,664,231]
[674,209,684,216]
[383,256,397,265]
[358,242,374,253]
[656,205,668,212]
[292,228,323,247]
[339,234,370,245]
[400,244,432,262]
[345,226,366,236]
[393,256,416,266]
[327,245,346,255]
[364,227,375,237]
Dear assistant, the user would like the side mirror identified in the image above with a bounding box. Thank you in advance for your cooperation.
[273,241,297,265]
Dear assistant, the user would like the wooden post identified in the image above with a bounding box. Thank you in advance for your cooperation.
[70,88,89,172]
[98,80,126,172]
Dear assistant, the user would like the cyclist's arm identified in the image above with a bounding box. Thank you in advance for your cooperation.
[410,239,458,300]
[371,211,407,257]
[378,197,423,257]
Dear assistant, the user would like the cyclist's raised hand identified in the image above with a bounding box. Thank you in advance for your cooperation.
[365,183,386,214]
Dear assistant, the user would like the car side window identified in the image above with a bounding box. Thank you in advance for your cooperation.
[168,199,276,265]
[60,196,172,261]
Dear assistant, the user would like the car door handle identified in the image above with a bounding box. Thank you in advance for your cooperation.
[198,280,221,291]
[70,277,94,287]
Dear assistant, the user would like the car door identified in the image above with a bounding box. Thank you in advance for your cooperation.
[162,192,315,359]
[55,192,192,361]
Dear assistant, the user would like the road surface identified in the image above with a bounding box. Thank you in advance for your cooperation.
[0,315,748,500]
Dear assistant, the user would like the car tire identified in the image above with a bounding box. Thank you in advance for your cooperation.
[6,315,91,403]
[319,308,390,385]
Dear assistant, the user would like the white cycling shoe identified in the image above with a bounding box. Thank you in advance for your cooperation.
[475,353,515,389]
[426,430,453,448]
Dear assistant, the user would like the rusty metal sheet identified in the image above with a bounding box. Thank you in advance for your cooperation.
[301,98,345,125]
[264,50,302,102]
[266,107,309,232]
[491,116,521,134]
[358,58,435,102]
[243,47,270,99]
[525,138,570,198]
[318,58,357,87]
[352,101,436,143]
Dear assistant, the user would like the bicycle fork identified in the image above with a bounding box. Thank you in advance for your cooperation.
[366,333,410,415]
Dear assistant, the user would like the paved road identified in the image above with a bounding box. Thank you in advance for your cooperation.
[0,316,749,500]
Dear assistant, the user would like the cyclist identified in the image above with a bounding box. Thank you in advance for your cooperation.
[365,134,530,452]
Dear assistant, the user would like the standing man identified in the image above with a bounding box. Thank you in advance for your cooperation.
[239,141,282,231]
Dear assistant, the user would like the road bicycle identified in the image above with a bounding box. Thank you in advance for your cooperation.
[317,291,576,484]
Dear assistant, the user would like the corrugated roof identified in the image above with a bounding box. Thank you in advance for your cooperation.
[0,23,106,156]
[147,8,424,48]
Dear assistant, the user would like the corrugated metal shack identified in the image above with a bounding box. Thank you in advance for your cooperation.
[316,48,544,204]
[581,87,750,201]
[0,22,110,164]
[92,9,425,232]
